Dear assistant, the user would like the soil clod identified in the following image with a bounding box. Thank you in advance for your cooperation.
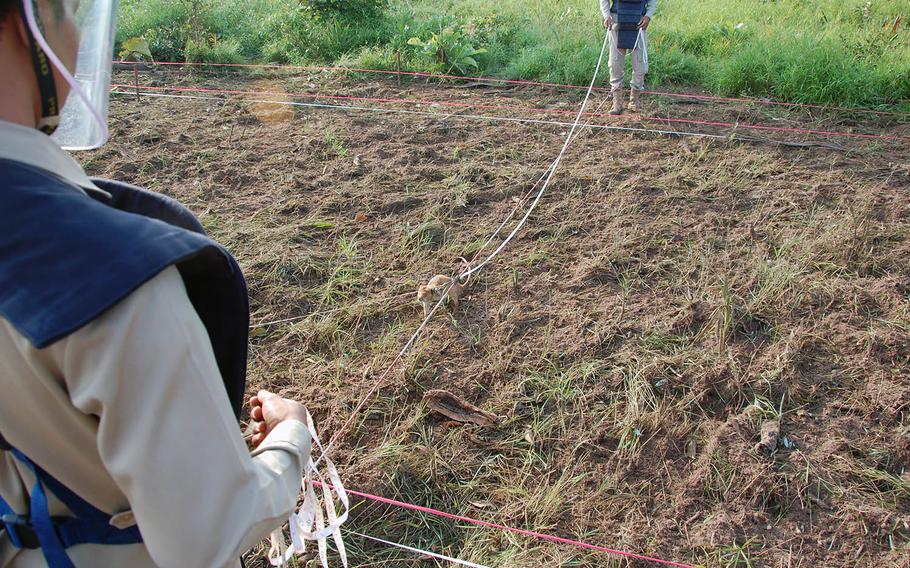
[755,420,781,455]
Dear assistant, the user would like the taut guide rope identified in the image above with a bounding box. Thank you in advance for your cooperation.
[120,32,698,567]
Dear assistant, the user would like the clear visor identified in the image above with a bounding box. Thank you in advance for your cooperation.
[50,0,118,151]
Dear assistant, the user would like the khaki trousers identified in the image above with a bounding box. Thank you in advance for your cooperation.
[608,23,648,91]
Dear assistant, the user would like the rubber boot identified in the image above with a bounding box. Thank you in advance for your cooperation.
[628,89,643,112]
[608,89,624,115]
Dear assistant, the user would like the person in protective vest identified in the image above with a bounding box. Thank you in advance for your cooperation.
[600,0,656,114]
[0,1,314,566]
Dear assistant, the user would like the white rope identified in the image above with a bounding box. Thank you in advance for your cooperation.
[307,279,450,472]
[304,35,614,476]
[349,530,493,568]
[237,42,614,513]
[458,32,610,280]
[460,86,614,280]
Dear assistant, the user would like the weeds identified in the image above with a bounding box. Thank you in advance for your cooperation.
[322,128,348,158]
[318,236,366,304]
[119,0,910,106]
[96,57,910,568]
[703,537,757,567]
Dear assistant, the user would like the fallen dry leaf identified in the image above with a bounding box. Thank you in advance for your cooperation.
[423,389,498,427]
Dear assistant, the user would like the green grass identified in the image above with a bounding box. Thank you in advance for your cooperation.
[117,0,910,107]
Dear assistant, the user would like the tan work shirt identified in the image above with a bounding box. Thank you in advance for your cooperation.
[0,121,310,567]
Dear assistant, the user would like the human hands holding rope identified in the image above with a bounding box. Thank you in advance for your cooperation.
[639,16,651,30]
[247,390,309,447]
[603,16,613,29]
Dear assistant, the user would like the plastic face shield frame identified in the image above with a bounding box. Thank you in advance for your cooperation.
[23,0,118,151]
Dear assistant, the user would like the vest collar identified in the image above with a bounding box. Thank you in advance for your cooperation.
[0,120,106,197]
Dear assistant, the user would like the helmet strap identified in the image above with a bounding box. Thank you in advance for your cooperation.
[19,0,60,135]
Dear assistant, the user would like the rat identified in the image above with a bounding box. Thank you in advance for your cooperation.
[416,259,471,318]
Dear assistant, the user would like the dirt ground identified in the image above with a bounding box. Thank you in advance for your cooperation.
[85,69,910,567]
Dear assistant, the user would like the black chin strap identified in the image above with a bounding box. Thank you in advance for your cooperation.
[19,0,59,135]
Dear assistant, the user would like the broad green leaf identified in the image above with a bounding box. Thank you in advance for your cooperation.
[119,36,152,62]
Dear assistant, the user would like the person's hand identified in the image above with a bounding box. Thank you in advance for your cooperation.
[639,16,651,30]
[247,390,308,447]
[604,16,613,29]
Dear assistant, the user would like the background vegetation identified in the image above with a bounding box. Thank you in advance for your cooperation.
[116,0,910,107]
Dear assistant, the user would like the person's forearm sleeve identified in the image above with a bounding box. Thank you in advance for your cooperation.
[62,266,311,568]
[646,0,656,18]
[600,0,611,19]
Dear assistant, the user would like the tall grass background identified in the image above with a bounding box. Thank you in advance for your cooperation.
[116,0,910,107]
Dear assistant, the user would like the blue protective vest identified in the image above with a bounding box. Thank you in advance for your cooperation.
[0,159,250,567]
[612,0,647,49]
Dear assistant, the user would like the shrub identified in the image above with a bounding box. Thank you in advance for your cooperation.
[301,0,385,20]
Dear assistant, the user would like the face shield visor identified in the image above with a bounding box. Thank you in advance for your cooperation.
[22,0,118,151]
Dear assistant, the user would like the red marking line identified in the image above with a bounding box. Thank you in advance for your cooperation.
[111,82,910,142]
[314,482,697,568]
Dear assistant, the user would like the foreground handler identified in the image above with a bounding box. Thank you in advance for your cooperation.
[0,1,311,566]
[600,0,656,114]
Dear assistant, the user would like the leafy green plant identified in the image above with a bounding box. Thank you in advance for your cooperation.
[118,37,153,62]
[322,128,347,157]
[407,25,487,74]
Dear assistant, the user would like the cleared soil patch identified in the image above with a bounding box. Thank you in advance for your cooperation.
[85,71,910,567]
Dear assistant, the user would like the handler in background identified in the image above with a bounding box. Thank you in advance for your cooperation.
[0,0,311,566]
[600,0,656,114]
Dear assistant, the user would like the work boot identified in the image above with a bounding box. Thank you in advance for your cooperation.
[628,89,643,112]
[608,89,624,115]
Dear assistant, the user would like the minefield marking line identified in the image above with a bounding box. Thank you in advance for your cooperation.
[325,483,697,568]
[114,59,910,117]
[113,90,754,143]
[117,90,847,150]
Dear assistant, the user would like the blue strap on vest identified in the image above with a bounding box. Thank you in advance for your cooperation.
[0,449,142,568]
[0,485,25,550]
[613,0,646,49]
